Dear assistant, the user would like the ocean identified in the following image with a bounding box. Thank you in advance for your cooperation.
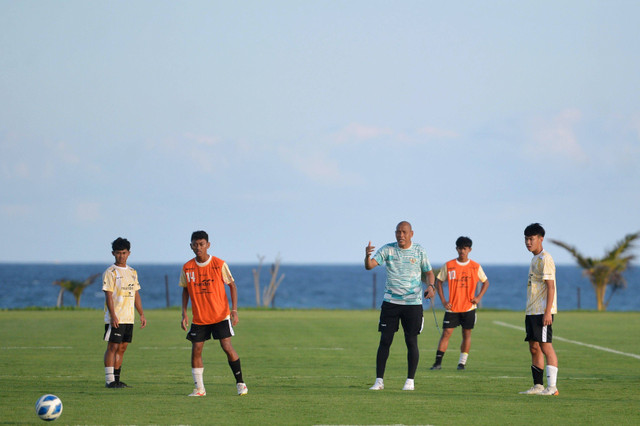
[0,263,638,312]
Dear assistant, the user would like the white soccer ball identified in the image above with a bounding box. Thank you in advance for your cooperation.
[35,394,63,421]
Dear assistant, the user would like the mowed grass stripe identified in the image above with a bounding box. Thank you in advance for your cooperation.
[0,309,638,425]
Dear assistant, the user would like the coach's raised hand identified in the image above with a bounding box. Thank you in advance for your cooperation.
[364,241,378,270]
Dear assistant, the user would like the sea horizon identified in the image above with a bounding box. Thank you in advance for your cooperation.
[1,263,638,312]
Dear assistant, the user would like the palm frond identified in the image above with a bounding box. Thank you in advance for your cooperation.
[551,232,639,311]
[52,273,100,307]
[549,239,593,268]
[603,231,640,261]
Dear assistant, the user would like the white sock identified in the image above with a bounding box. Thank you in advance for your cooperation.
[459,352,469,365]
[546,365,558,387]
[105,366,115,384]
[404,378,414,386]
[192,367,204,390]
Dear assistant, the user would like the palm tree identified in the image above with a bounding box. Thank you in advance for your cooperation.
[53,273,100,307]
[550,232,639,311]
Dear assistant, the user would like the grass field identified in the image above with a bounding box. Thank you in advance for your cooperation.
[1,308,639,425]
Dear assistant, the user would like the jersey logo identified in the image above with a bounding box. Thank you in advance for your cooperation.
[459,275,470,289]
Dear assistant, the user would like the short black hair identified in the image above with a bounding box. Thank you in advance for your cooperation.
[524,223,545,237]
[456,236,472,248]
[191,230,209,242]
[111,237,131,251]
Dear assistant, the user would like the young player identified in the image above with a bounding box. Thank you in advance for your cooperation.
[180,230,248,396]
[103,237,146,388]
[365,221,435,391]
[430,236,489,370]
[519,223,559,396]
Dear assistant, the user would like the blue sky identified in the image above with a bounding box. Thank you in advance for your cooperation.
[1,1,639,265]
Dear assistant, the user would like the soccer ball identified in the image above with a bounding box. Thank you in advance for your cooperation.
[35,394,63,421]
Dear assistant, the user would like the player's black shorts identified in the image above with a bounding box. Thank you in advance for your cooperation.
[378,301,424,336]
[442,309,477,329]
[524,314,554,343]
[187,319,235,342]
[104,323,134,343]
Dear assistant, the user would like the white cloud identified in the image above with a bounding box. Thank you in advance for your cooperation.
[631,112,640,140]
[332,123,393,144]
[236,189,301,202]
[278,146,364,186]
[75,202,102,222]
[331,123,460,146]
[1,203,31,218]
[0,134,98,182]
[150,133,229,176]
[528,108,588,162]
[184,132,221,146]
[3,161,30,179]
[49,140,81,165]
[416,126,460,139]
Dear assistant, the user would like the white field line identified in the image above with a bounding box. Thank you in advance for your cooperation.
[493,321,640,360]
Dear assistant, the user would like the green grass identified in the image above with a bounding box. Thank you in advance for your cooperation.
[1,309,639,425]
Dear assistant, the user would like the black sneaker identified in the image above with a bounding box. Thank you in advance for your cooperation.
[457,363,465,370]
[106,381,125,388]
[117,381,129,388]
[430,364,442,370]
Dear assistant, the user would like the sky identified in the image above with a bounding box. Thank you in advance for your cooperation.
[1,1,639,266]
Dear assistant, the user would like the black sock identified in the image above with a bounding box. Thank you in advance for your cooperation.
[531,365,544,385]
[229,359,244,383]
[435,350,445,365]
[114,368,121,382]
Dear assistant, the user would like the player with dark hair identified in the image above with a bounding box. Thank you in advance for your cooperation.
[365,221,435,391]
[520,223,559,396]
[180,230,248,396]
[103,237,146,388]
[430,236,489,370]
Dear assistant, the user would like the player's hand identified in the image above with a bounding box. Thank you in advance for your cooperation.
[111,316,120,329]
[139,314,147,329]
[230,310,239,326]
[366,241,375,257]
[543,312,553,326]
[181,315,189,331]
[424,286,435,299]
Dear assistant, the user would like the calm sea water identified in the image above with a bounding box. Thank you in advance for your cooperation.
[0,263,638,311]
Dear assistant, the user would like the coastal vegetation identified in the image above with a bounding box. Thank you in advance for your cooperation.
[551,231,639,311]
[52,273,100,307]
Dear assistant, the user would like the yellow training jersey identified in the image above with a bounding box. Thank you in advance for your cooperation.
[526,250,557,315]
[103,265,141,324]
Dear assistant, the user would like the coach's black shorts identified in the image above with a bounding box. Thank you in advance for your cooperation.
[442,309,477,329]
[187,319,235,342]
[104,323,133,343]
[378,301,424,336]
[524,314,554,343]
